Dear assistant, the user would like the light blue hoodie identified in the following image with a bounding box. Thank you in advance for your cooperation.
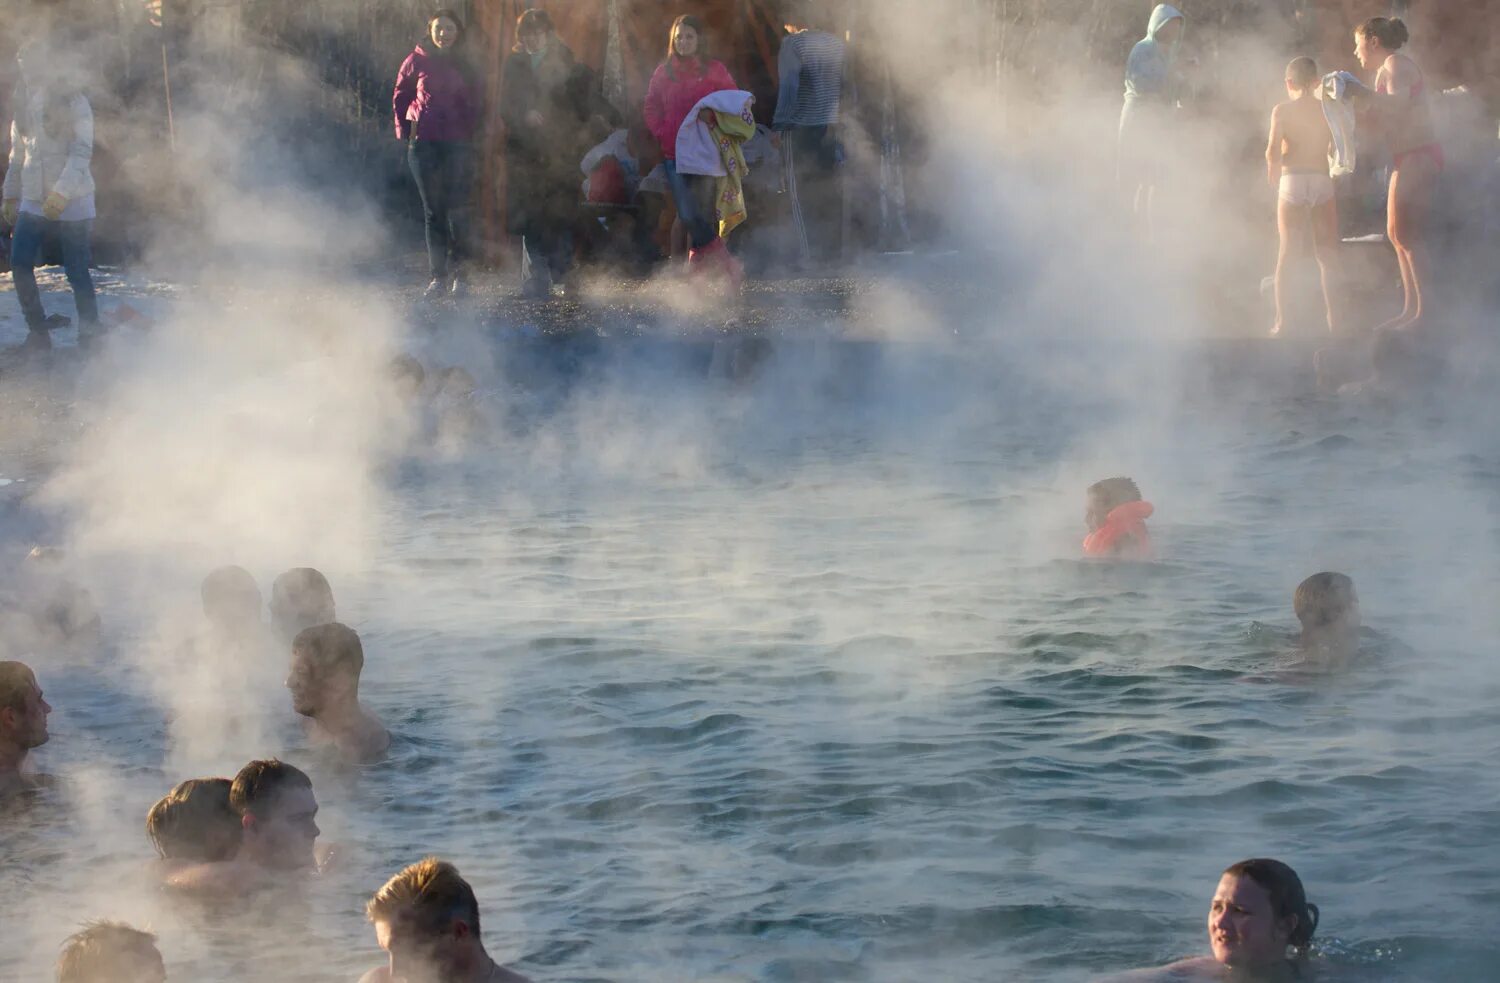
[1120,4,1184,131]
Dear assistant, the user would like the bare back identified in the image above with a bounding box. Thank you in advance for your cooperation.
[1275,96,1333,175]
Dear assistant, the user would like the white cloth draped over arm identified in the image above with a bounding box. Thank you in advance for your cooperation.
[51,94,94,201]
[2,118,20,201]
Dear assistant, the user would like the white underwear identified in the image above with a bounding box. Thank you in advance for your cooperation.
[1278,172,1334,207]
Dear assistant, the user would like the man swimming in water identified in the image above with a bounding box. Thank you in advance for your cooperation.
[146,776,241,870]
[164,758,321,893]
[0,660,51,791]
[1083,477,1155,559]
[56,922,167,983]
[1102,858,1319,980]
[2,546,101,654]
[270,567,336,643]
[361,857,533,983]
[288,622,391,762]
[1294,572,1360,666]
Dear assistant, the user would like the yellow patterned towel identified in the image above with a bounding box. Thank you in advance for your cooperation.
[710,104,756,238]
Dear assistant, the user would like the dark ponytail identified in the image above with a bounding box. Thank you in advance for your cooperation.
[1223,858,1319,952]
[1358,16,1409,51]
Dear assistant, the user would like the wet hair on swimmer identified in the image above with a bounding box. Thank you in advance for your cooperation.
[1358,16,1408,51]
[230,759,312,818]
[1087,476,1142,510]
[57,922,160,983]
[271,568,335,619]
[1286,56,1318,88]
[1222,858,1320,950]
[293,622,365,681]
[1293,572,1356,629]
[0,660,37,712]
[368,857,482,937]
[146,777,239,861]
[201,565,262,621]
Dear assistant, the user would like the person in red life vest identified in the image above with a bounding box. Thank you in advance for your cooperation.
[393,9,480,300]
[643,15,742,287]
[1082,476,1155,559]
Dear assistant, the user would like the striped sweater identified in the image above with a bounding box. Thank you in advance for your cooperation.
[772,30,845,130]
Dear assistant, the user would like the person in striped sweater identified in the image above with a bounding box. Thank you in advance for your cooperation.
[772,1,847,270]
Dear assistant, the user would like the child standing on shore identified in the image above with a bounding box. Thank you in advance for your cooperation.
[1266,56,1342,337]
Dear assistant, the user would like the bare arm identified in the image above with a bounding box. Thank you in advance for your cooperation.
[1265,105,1284,188]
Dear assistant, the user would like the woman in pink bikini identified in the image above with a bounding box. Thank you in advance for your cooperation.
[1354,17,1441,332]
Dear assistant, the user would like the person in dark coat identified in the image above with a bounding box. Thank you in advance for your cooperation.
[499,9,604,298]
[393,9,479,299]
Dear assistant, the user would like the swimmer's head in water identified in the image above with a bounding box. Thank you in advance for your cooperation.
[270,568,336,640]
[287,622,364,716]
[146,776,240,862]
[1085,476,1142,531]
[201,565,263,628]
[0,660,51,752]
[230,759,319,870]
[1285,56,1318,91]
[436,366,478,398]
[1293,572,1359,635]
[56,921,166,983]
[1210,859,1318,968]
[389,354,427,401]
[367,857,485,980]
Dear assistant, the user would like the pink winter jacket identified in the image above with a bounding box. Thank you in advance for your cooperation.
[392,42,478,142]
[643,56,736,160]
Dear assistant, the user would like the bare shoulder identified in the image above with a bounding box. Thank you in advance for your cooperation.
[494,969,533,983]
[1097,957,1221,982]
[163,859,259,896]
[357,968,390,983]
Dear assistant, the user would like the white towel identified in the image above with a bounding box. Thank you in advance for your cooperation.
[1320,71,1364,177]
[673,89,755,177]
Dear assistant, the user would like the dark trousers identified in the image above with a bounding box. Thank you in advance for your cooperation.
[10,212,97,331]
[781,125,842,266]
[664,159,718,249]
[407,139,474,279]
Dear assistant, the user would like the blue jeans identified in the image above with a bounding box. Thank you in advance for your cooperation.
[408,139,474,279]
[664,159,718,250]
[10,212,97,331]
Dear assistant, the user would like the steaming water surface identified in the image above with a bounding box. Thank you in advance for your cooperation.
[7,340,1500,981]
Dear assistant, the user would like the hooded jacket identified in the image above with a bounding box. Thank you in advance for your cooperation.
[392,41,478,142]
[1082,500,1155,559]
[643,56,736,160]
[1120,4,1184,130]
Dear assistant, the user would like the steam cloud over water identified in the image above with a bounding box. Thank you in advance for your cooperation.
[3,1,1500,980]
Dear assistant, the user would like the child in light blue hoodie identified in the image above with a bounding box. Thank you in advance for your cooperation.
[1118,4,1185,237]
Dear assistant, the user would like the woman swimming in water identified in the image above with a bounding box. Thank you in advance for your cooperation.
[1104,858,1319,980]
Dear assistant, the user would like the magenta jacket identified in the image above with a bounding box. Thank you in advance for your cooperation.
[643,56,736,160]
[392,42,478,142]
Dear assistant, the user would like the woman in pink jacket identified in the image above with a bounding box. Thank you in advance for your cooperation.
[643,15,741,285]
[393,9,479,299]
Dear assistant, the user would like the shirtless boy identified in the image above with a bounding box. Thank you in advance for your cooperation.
[287,622,391,763]
[361,857,532,983]
[1266,56,1342,337]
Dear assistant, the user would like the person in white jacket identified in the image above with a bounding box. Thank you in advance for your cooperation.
[1,42,98,351]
